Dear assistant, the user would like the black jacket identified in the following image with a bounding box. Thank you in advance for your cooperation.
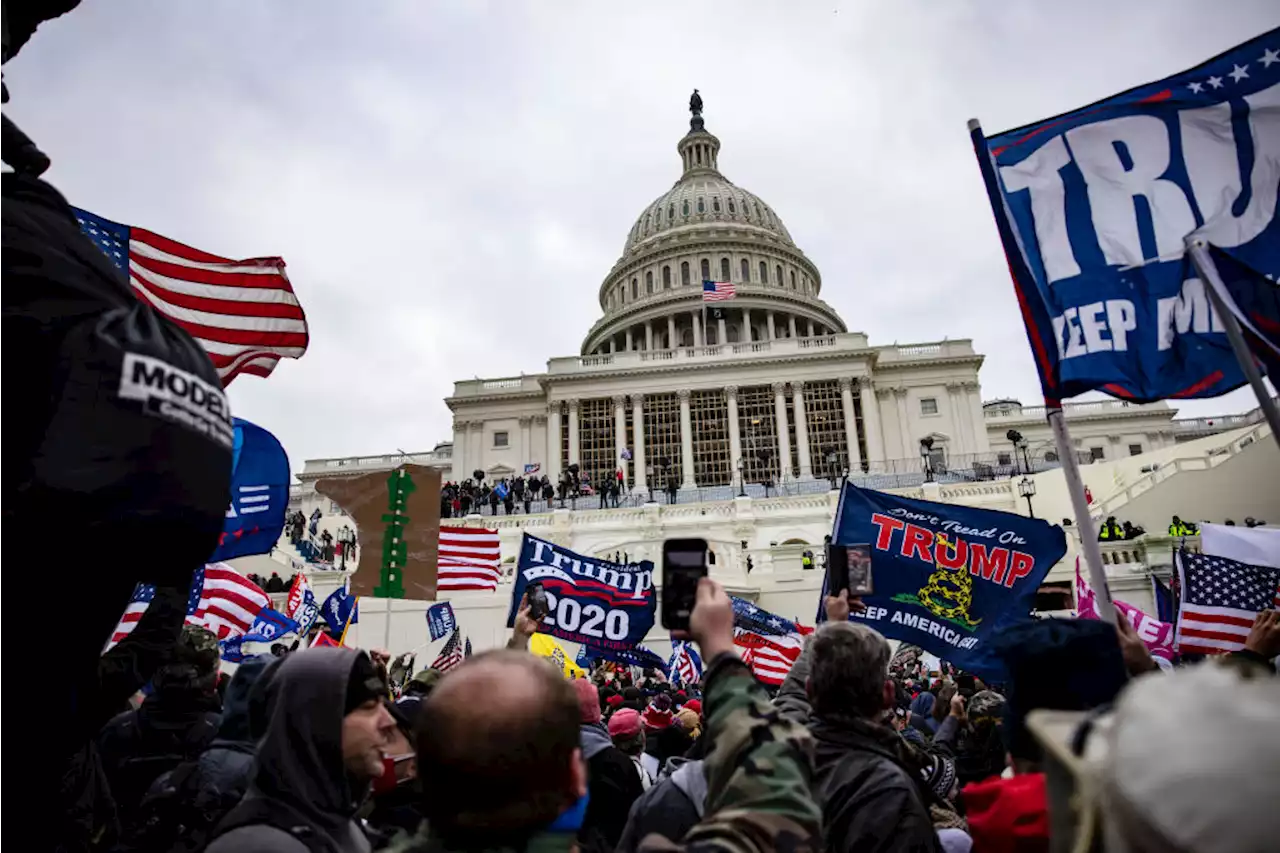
[615,757,706,853]
[579,723,643,851]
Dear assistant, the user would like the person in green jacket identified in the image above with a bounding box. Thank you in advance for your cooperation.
[385,579,821,853]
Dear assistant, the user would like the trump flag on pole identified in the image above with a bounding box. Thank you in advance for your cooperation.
[971,29,1280,403]
[209,418,291,563]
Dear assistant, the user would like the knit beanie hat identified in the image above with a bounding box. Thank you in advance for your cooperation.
[921,753,959,801]
[572,677,601,724]
[683,698,702,716]
[641,701,673,731]
[345,652,386,714]
[608,708,642,738]
[674,708,702,739]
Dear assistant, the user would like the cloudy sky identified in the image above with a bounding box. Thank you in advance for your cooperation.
[7,1,1277,470]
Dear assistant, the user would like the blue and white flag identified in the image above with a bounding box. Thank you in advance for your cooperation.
[973,30,1280,403]
[244,608,300,643]
[208,418,291,563]
[667,640,703,686]
[426,602,457,641]
[577,643,667,671]
[731,596,802,637]
[322,585,358,635]
[507,534,656,651]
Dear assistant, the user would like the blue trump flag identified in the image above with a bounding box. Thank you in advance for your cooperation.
[209,418,291,563]
[972,29,1280,403]
[426,602,457,641]
[507,534,656,651]
[322,586,358,636]
[244,608,300,644]
[829,484,1067,674]
[577,643,667,671]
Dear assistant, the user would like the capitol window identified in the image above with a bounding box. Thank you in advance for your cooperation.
[776,265,784,286]
[759,261,768,283]
[493,431,509,448]
[720,257,731,281]
[701,259,711,281]
[790,270,797,289]
[920,398,938,416]
[728,198,736,214]
[713,197,721,213]
[669,204,675,219]
[681,262,690,285]
[697,197,705,214]
[646,271,654,293]
[663,265,672,288]
[741,259,750,282]
[682,200,690,216]
[1090,446,1106,461]
[631,278,638,299]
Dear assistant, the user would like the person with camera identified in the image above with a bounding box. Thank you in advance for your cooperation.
[390,578,820,852]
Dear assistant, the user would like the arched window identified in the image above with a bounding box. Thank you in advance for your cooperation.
[741,259,750,282]
[680,328,694,347]
[706,325,718,345]
[776,265,784,286]
[631,278,638,299]
[681,262,690,286]
[728,198,736,215]
[695,147,702,165]
[720,258,731,281]
[713,197,721,213]
[646,271,654,293]
[728,326,740,343]
[669,204,676,219]
[790,270,797,289]
[700,258,711,281]
[662,265,672,288]
[759,261,768,283]
[697,197,705,214]
[682,200,690,216]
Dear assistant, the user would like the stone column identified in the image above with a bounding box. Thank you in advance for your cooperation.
[567,399,580,466]
[792,381,812,477]
[788,314,798,340]
[631,394,647,491]
[667,316,676,350]
[860,381,885,467]
[692,312,703,347]
[726,386,742,486]
[608,337,617,354]
[546,405,562,483]
[741,307,753,342]
[625,328,633,352]
[452,420,468,483]
[470,421,485,476]
[766,310,777,341]
[839,378,862,472]
[807,319,815,337]
[612,395,628,485]
[717,315,728,346]
[519,416,533,470]
[946,381,970,453]
[893,387,911,459]
[678,389,696,487]
[772,381,791,480]
[645,322,653,351]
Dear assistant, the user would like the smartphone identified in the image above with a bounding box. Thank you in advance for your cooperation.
[662,538,708,631]
[957,673,976,698]
[527,581,550,621]
[826,542,875,597]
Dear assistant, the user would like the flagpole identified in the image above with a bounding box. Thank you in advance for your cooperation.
[339,596,358,646]
[384,598,393,653]
[1048,409,1116,624]
[1185,238,1280,451]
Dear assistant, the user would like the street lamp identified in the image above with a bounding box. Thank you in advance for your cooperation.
[1018,476,1037,518]
[1006,429,1030,474]
[736,457,747,497]
[920,437,935,483]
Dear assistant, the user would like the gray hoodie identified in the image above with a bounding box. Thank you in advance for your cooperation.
[206,648,372,853]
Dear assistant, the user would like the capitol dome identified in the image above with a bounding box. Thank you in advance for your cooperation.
[583,94,845,355]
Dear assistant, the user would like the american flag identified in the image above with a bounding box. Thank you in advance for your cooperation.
[1175,549,1280,655]
[702,280,736,302]
[668,641,703,685]
[438,527,502,592]
[734,629,803,686]
[432,628,465,673]
[73,207,308,385]
[186,563,272,639]
[104,584,157,651]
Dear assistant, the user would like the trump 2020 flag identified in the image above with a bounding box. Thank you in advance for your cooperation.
[831,483,1066,673]
[972,30,1280,403]
[507,534,656,651]
[426,602,457,641]
[322,585,358,635]
[209,418,291,563]
[244,608,300,644]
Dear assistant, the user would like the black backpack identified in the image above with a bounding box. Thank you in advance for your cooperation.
[205,797,345,853]
[116,750,241,853]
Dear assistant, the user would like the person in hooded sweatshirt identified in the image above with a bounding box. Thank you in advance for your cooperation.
[614,734,709,852]
[572,678,644,852]
[205,647,397,853]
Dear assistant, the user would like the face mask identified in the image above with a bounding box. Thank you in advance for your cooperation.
[372,753,415,795]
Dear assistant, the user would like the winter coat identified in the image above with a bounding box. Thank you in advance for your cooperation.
[962,773,1049,853]
[579,723,644,851]
[615,757,707,853]
[206,648,374,853]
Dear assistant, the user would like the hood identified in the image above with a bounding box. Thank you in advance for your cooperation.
[215,656,271,744]
[251,647,367,828]
[667,758,707,819]
[579,722,613,761]
[962,773,1049,853]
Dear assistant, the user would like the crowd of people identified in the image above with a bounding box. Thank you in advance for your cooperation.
[61,573,1280,853]
[440,468,655,519]
[244,571,299,594]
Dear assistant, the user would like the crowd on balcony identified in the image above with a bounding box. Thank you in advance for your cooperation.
[245,570,299,593]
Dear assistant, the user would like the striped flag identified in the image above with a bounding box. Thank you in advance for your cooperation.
[734,629,803,686]
[1175,549,1280,655]
[431,628,465,673]
[73,207,309,385]
[438,527,502,592]
[186,563,272,639]
[668,641,703,685]
[104,584,157,652]
[702,279,736,302]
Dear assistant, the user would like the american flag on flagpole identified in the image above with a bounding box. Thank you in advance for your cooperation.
[104,584,157,651]
[187,564,272,639]
[702,280,736,302]
[734,629,803,686]
[431,628,465,673]
[438,527,502,592]
[1175,549,1280,655]
[72,208,308,385]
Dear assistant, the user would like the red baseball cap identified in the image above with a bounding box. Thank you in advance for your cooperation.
[608,708,642,738]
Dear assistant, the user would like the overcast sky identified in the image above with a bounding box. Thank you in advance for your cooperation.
[8,1,1277,470]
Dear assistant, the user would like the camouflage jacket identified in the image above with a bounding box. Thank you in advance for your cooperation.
[384,653,820,853]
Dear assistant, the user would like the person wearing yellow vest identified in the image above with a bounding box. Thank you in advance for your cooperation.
[1168,515,1195,536]
[1098,517,1124,540]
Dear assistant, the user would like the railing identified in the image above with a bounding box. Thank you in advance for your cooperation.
[550,333,877,374]
[1172,403,1271,435]
[302,450,452,476]
[983,399,1170,421]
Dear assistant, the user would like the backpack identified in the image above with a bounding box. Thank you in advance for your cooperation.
[117,751,241,853]
[205,797,343,853]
